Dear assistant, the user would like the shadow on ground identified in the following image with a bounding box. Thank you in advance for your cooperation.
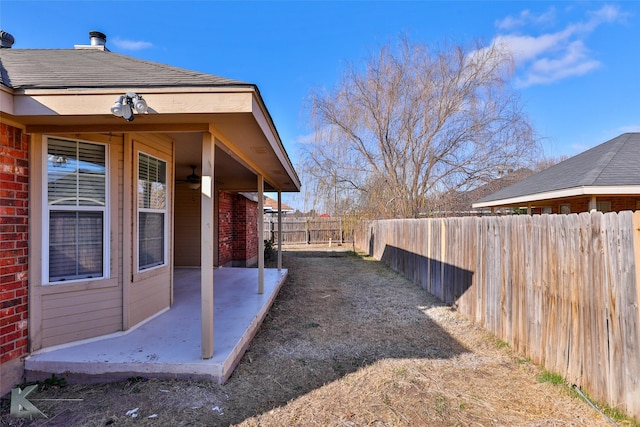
[220,247,469,425]
[0,247,469,427]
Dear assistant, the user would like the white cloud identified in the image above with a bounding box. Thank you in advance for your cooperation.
[490,4,627,88]
[588,4,630,25]
[495,8,556,31]
[112,37,153,51]
[517,40,601,87]
[618,125,640,133]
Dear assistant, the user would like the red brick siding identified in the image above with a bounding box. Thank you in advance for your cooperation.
[0,123,29,366]
[232,197,247,261]
[529,196,640,214]
[218,191,234,266]
[245,200,258,261]
[217,192,259,266]
[233,197,258,263]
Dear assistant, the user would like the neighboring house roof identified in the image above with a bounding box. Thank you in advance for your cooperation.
[473,133,640,208]
[263,195,294,213]
[445,168,534,213]
[0,49,247,90]
[238,193,294,213]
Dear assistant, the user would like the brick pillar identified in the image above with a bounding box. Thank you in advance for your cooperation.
[217,191,234,266]
[0,123,29,395]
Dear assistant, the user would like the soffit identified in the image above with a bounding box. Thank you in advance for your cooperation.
[4,92,300,192]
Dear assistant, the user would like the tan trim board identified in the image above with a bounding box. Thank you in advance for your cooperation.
[18,86,256,96]
[0,91,15,115]
[14,92,253,116]
[26,123,210,134]
[29,133,44,351]
[122,134,133,329]
[251,96,300,191]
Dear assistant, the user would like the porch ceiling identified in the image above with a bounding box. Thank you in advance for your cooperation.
[174,135,278,193]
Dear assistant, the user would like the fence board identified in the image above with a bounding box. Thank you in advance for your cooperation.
[264,217,348,244]
[354,211,640,421]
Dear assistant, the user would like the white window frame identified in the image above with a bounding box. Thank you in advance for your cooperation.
[597,201,612,213]
[559,203,571,214]
[43,136,109,285]
[137,151,169,272]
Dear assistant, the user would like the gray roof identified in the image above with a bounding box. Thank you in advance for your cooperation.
[476,133,640,204]
[0,48,248,90]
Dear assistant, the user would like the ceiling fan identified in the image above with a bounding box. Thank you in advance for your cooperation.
[177,165,201,190]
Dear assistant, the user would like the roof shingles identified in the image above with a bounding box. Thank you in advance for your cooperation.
[0,49,247,89]
[476,133,640,204]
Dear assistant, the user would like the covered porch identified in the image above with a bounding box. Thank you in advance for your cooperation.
[25,267,287,384]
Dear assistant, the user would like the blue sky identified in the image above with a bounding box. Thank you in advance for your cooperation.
[2,1,639,206]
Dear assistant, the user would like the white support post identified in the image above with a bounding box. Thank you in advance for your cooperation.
[201,132,215,359]
[277,191,283,271]
[589,195,598,212]
[258,175,265,294]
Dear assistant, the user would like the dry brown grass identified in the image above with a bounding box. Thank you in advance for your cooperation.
[1,246,615,426]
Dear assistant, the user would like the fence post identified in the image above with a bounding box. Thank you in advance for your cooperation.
[630,211,640,419]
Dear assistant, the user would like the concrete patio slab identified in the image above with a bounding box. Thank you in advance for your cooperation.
[25,267,287,384]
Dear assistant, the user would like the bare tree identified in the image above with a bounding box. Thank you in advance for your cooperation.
[303,37,540,218]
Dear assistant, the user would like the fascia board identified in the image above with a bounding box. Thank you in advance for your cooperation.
[12,90,253,116]
[0,86,14,115]
[251,95,301,191]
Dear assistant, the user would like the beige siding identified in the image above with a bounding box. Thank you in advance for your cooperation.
[174,185,201,266]
[31,131,176,349]
[128,270,172,326]
[32,133,124,350]
[126,135,174,327]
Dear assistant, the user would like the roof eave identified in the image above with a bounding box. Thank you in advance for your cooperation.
[250,89,301,192]
[472,185,640,208]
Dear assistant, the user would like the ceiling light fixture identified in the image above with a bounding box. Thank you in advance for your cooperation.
[110,92,148,121]
[186,165,201,190]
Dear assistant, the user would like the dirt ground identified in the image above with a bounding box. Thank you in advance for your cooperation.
[0,245,626,426]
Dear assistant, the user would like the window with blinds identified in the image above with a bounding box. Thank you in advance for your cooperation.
[138,153,167,270]
[46,138,107,283]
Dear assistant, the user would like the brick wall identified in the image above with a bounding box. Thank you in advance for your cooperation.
[232,196,247,261]
[218,191,234,266]
[0,123,29,393]
[244,199,259,262]
[217,192,259,267]
[233,197,258,264]
[542,196,640,214]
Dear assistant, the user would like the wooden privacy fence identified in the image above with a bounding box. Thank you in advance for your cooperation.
[264,217,349,245]
[354,212,640,420]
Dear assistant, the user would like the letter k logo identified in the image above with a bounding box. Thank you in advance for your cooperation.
[10,385,47,419]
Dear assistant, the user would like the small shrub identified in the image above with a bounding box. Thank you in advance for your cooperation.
[537,369,565,385]
[495,340,510,349]
[264,238,275,260]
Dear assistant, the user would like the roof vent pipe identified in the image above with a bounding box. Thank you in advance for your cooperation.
[0,30,15,48]
[89,31,107,47]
